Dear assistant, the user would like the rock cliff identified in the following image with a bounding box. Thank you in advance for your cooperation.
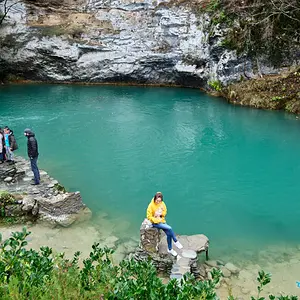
[0,0,285,87]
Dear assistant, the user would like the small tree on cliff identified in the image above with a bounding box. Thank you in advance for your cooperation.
[0,0,21,26]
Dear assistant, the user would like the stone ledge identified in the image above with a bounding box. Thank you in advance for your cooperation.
[0,156,92,227]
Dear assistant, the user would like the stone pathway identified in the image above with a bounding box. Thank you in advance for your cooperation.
[137,220,209,280]
[159,233,209,280]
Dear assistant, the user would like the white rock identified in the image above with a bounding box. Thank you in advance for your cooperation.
[4,177,13,182]
[23,177,32,182]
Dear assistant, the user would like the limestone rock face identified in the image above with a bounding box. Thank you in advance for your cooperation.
[0,0,286,87]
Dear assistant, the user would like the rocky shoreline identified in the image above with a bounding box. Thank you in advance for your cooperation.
[0,156,92,227]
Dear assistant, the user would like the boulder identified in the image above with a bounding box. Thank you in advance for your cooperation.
[21,197,36,212]
[37,192,92,227]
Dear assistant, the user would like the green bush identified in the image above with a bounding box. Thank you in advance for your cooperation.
[0,228,297,299]
[0,191,15,204]
[208,80,223,92]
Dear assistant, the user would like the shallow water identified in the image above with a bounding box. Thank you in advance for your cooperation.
[1,84,300,294]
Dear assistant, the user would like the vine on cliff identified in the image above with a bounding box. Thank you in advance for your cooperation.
[201,0,300,66]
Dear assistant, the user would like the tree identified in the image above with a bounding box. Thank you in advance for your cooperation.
[0,0,21,26]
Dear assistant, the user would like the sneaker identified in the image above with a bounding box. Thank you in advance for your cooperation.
[174,241,183,249]
[31,182,40,185]
[167,249,178,256]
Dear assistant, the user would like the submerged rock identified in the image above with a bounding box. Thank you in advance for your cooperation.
[225,262,240,275]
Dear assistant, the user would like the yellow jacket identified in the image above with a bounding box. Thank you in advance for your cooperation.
[147,198,167,224]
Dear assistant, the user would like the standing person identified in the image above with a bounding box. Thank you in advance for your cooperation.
[146,192,183,256]
[0,128,4,163]
[24,128,40,185]
[4,127,18,164]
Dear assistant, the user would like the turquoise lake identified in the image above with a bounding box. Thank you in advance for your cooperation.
[1,84,300,262]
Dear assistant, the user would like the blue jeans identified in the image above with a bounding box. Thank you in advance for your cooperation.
[152,223,177,250]
[30,157,40,184]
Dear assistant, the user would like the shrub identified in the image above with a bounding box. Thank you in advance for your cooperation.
[0,228,298,299]
[208,79,223,92]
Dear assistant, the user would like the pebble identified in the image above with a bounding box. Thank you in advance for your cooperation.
[23,177,32,182]
[40,170,47,176]
[4,177,13,183]
[47,183,54,188]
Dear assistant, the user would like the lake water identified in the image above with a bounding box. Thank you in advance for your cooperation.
[1,84,300,265]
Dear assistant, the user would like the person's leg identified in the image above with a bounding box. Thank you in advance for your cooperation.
[152,223,177,250]
[5,147,10,161]
[36,157,40,180]
[10,150,14,162]
[30,157,40,184]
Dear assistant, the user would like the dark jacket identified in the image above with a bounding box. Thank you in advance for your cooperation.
[8,132,18,151]
[25,130,39,158]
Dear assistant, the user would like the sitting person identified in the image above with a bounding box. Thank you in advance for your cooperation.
[146,192,183,256]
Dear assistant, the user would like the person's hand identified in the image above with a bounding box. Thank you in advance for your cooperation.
[155,208,162,217]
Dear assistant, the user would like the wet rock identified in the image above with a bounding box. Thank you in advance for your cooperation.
[47,183,55,188]
[225,262,240,275]
[238,270,253,281]
[223,278,231,286]
[216,259,225,266]
[205,260,218,268]
[220,266,231,278]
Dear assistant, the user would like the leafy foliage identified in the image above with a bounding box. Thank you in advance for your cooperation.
[0,228,298,299]
[201,0,300,66]
[208,80,223,92]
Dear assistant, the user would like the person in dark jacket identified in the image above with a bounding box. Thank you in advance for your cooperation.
[24,128,40,185]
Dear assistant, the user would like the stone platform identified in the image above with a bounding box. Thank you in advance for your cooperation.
[134,219,209,280]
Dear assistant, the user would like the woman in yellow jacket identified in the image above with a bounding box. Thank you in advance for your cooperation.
[147,192,183,256]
